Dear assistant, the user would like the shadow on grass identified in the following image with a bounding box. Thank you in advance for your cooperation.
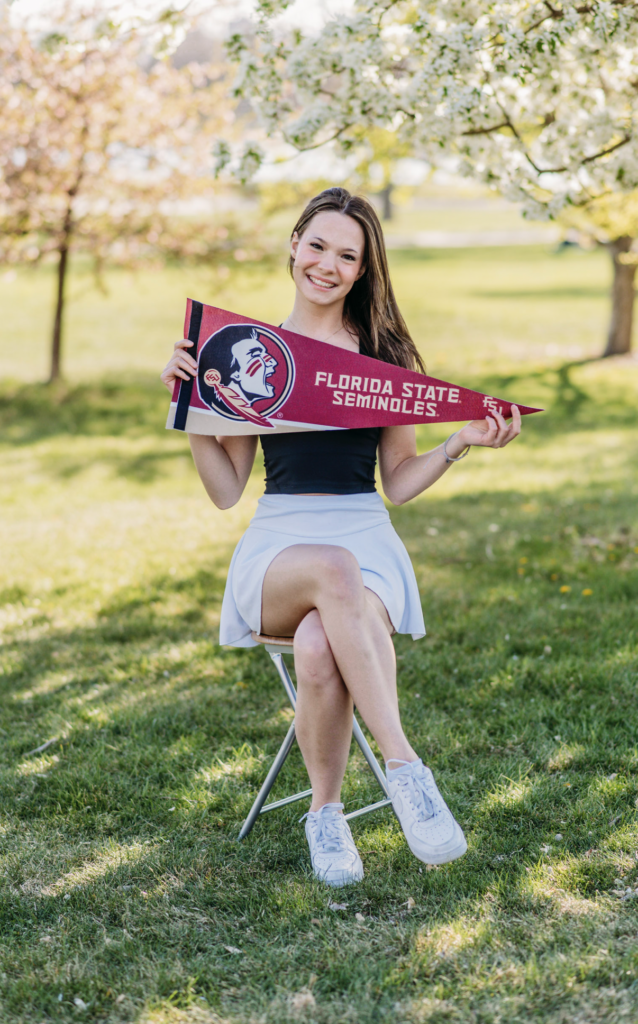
[1,485,638,1020]
[460,358,638,440]
[0,377,171,445]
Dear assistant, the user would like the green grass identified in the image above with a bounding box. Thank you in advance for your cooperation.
[1,246,638,1023]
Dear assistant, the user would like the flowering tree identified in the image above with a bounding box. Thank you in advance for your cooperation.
[0,10,260,382]
[231,0,638,355]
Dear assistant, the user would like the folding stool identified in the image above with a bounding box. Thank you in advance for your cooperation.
[238,631,393,840]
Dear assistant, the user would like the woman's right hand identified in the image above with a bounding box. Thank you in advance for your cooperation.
[160,339,198,393]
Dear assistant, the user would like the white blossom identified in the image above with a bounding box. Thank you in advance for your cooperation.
[232,0,638,217]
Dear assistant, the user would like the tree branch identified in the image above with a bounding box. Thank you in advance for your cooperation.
[581,133,631,166]
[462,120,510,137]
[286,124,351,152]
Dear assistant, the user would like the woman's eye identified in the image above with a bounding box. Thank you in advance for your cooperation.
[310,243,322,250]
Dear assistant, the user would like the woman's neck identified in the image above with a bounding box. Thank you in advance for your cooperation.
[283,295,356,350]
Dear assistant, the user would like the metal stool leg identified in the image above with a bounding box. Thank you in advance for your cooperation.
[238,721,299,840]
[239,652,308,840]
[351,718,389,797]
[270,651,297,707]
[345,717,392,820]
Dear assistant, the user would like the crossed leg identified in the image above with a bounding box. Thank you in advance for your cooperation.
[261,544,418,812]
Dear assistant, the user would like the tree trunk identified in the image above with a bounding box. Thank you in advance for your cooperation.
[604,236,636,357]
[379,183,393,221]
[49,241,69,382]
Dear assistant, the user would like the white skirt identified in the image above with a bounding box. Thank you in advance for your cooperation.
[219,492,426,647]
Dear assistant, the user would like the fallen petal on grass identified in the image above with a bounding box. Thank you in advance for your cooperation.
[290,989,316,1013]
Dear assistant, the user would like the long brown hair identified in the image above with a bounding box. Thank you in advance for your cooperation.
[288,187,425,373]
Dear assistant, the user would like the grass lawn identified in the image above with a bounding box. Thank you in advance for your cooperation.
[1,246,638,1023]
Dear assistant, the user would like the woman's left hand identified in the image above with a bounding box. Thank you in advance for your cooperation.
[457,405,521,450]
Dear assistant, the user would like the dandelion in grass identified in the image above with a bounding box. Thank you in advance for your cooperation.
[582,588,593,596]
[560,585,571,594]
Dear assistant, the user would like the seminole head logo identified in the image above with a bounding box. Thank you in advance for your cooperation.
[197,323,295,429]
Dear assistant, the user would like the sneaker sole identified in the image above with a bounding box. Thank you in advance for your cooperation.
[405,830,468,866]
[316,864,365,887]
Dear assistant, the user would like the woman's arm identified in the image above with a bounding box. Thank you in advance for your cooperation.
[379,408,521,506]
[189,433,258,509]
[161,337,258,509]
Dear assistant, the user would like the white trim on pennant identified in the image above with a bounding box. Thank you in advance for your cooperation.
[166,402,343,436]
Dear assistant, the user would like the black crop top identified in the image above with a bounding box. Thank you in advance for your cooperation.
[261,427,381,494]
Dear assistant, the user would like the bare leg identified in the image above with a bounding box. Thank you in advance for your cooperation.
[293,610,353,811]
[262,544,417,766]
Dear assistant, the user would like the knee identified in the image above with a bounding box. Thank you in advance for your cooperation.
[294,612,340,689]
[316,547,363,605]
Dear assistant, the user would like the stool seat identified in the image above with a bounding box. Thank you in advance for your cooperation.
[251,631,294,647]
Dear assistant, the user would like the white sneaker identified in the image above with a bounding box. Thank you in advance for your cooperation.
[386,759,467,865]
[302,802,364,887]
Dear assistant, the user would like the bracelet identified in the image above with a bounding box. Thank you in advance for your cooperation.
[443,432,470,464]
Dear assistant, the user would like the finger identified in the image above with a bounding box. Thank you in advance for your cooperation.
[502,406,522,445]
[175,354,197,372]
[492,410,510,447]
[482,416,498,443]
[174,338,194,350]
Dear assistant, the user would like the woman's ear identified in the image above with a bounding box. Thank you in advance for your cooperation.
[290,230,300,262]
[356,263,366,281]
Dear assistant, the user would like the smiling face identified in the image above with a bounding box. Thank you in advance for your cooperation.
[290,210,366,309]
[230,336,277,400]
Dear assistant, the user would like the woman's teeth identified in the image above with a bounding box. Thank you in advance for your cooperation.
[307,275,335,290]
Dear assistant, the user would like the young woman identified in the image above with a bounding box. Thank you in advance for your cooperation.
[161,188,521,887]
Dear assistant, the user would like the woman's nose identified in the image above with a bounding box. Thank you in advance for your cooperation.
[316,251,338,275]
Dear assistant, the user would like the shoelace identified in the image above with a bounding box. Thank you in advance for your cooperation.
[301,813,351,854]
[393,771,436,822]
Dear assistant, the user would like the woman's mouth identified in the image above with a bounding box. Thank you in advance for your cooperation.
[307,274,336,291]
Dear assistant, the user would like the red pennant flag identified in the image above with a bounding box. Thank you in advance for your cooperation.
[167,300,542,435]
